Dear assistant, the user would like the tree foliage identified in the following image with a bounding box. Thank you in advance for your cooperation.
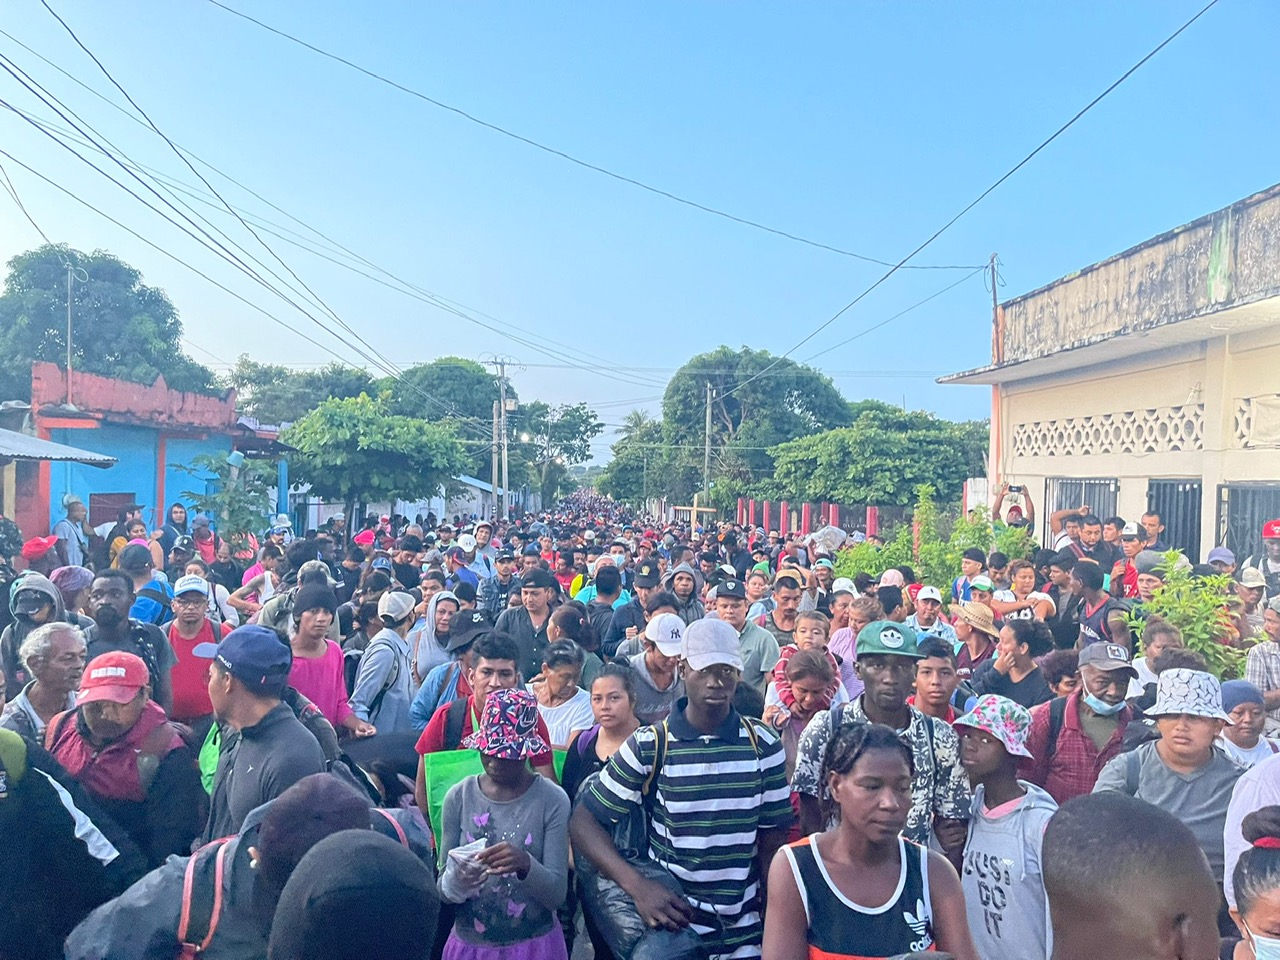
[597,410,664,506]
[832,490,1035,603]
[283,395,468,528]
[226,355,374,425]
[174,453,274,548]
[517,401,603,504]
[0,244,218,401]
[1127,553,1244,678]
[768,406,985,506]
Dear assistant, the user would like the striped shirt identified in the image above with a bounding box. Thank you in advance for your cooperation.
[583,698,794,960]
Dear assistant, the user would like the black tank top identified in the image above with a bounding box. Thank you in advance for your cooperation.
[782,833,935,958]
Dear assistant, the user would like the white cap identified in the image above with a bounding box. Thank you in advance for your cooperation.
[457,534,477,552]
[173,574,209,597]
[273,513,292,528]
[378,591,415,624]
[644,612,685,657]
[832,577,856,594]
[682,618,743,672]
[583,530,596,541]
[917,585,942,603]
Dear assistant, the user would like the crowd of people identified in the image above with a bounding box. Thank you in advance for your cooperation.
[7,489,1280,960]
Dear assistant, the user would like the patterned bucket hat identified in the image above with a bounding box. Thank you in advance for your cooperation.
[462,688,549,759]
[953,694,1034,758]
[1147,668,1232,723]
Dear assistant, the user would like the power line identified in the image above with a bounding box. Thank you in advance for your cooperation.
[799,266,986,363]
[0,157,51,243]
[205,0,985,271]
[11,18,500,436]
[725,0,1221,399]
[0,30,672,390]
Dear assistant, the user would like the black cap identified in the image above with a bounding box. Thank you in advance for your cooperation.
[446,609,491,652]
[118,543,153,572]
[521,568,556,590]
[633,561,660,588]
[717,579,746,599]
[521,544,541,557]
[495,551,516,562]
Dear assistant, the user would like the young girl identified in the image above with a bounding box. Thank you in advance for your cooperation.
[526,641,593,749]
[827,597,882,699]
[1230,807,1280,959]
[763,723,979,960]
[769,611,844,718]
[439,688,571,960]
[561,663,640,801]
[765,650,838,795]
[955,695,1057,960]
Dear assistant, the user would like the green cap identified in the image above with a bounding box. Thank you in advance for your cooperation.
[855,620,923,659]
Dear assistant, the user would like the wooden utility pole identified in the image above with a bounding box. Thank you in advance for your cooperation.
[491,400,500,520]
[703,382,712,502]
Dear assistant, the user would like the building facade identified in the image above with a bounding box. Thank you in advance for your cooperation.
[943,183,1280,564]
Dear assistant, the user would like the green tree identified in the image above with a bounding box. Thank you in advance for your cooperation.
[1127,553,1245,678]
[767,407,980,506]
[517,401,604,504]
[378,358,530,487]
[283,395,468,537]
[226,355,375,425]
[0,244,217,401]
[174,453,274,549]
[662,346,851,501]
[598,412,664,506]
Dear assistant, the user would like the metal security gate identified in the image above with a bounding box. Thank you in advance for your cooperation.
[1147,480,1202,560]
[1218,484,1280,565]
[1045,478,1120,521]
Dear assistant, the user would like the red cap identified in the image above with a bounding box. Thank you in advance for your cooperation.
[906,583,924,603]
[21,535,59,560]
[353,529,377,546]
[77,651,149,705]
[1263,519,1280,540]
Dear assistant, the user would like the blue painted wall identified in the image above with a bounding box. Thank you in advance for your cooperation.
[46,424,228,530]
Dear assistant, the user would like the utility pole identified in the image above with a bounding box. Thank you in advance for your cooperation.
[63,261,87,407]
[484,356,520,519]
[703,381,713,502]
[491,399,500,521]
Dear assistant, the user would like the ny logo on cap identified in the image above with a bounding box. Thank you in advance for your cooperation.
[880,627,905,649]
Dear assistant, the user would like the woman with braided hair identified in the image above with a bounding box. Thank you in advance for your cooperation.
[763,722,978,960]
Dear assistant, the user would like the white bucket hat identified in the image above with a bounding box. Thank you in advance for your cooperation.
[1146,668,1232,723]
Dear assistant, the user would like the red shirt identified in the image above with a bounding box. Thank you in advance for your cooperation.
[415,694,554,768]
[906,695,955,724]
[1020,690,1132,804]
[1111,558,1139,599]
[168,618,232,721]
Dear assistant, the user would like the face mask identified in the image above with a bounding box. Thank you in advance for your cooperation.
[1246,924,1280,960]
[1082,690,1126,716]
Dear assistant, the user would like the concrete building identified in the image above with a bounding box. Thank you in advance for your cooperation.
[20,361,242,539]
[943,183,1280,564]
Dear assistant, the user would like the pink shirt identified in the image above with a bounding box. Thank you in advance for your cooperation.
[288,640,353,728]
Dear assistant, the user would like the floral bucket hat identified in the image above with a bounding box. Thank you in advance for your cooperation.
[953,694,1034,758]
[462,688,549,760]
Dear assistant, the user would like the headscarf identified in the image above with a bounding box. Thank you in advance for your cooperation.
[49,565,94,613]
[410,590,458,682]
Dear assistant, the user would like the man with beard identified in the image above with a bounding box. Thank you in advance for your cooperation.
[84,570,176,716]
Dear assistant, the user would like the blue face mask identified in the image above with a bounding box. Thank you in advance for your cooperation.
[1082,690,1126,716]
[1246,923,1280,960]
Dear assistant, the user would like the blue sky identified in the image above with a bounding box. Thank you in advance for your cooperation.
[1,1,1275,460]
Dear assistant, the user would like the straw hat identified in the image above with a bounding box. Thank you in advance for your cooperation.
[956,600,1000,638]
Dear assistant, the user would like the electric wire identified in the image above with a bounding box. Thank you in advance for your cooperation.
[204,0,985,271]
[724,0,1222,399]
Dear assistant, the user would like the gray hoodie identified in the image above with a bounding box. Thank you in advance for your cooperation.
[0,572,92,692]
[65,797,432,960]
[960,780,1057,960]
[660,562,705,625]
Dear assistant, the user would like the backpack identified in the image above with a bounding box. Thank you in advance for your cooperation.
[364,637,403,722]
[176,810,412,957]
[136,585,173,626]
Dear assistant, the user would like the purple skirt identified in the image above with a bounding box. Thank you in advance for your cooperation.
[442,926,568,960]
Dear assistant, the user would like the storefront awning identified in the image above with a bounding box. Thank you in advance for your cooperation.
[0,427,116,468]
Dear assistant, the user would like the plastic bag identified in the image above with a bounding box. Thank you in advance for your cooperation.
[807,525,847,554]
[577,857,707,960]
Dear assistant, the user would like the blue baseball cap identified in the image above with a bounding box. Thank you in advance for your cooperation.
[371,556,393,572]
[194,624,291,695]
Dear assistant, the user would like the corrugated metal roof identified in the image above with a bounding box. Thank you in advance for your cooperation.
[0,428,116,468]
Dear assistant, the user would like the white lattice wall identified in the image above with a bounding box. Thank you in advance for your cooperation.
[1011,404,1205,458]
